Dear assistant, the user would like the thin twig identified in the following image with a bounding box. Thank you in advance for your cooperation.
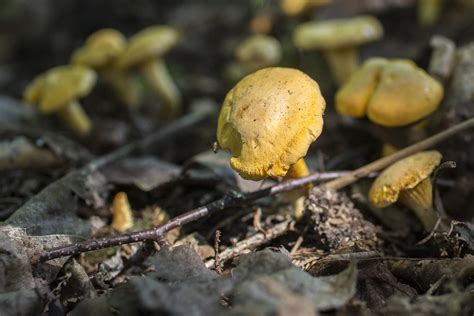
[294,250,382,270]
[252,208,266,234]
[213,230,223,274]
[431,160,457,219]
[36,117,474,263]
[426,275,448,295]
[86,105,213,172]
[205,219,293,268]
[324,117,474,190]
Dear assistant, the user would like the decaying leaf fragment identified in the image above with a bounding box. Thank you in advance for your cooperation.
[72,247,357,315]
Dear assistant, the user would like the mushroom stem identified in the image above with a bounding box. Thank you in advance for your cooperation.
[324,48,359,85]
[286,158,310,178]
[398,178,438,231]
[283,158,311,219]
[140,59,182,119]
[57,100,92,137]
[382,143,398,157]
[102,69,142,109]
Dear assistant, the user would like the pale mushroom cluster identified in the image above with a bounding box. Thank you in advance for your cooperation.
[23,25,183,137]
[71,29,142,109]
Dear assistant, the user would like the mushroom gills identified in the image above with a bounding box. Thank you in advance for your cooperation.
[398,177,438,231]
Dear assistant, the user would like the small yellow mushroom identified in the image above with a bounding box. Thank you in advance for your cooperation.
[23,65,96,137]
[117,25,182,119]
[293,16,383,85]
[236,34,282,70]
[71,28,142,109]
[280,0,331,17]
[226,34,282,82]
[72,29,126,69]
[369,151,442,231]
[217,67,326,217]
[336,58,444,127]
[111,192,134,233]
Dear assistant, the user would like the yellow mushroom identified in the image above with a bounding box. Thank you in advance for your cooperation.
[226,34,282,82]
[23,65,96,137]
[217,67,326,217]
[336,58,444,127]
[116,25,182,119]
[71,28,142,109]
[369,151,441,231]
[334,57,387,117]
[71,29,126,69]
[236,34,282,70]
[280,0,331,17]
[111,192,134,233]
[293,16,383,85]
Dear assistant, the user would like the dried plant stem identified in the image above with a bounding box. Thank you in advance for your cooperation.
[325,117,474,190]
[205,219,293,268]
[37,117,474,263]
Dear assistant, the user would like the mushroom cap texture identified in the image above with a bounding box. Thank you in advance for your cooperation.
[336,58,444,126]
[293,15,383,50]
[369,150,442,208]
[236,34,282,69]
[71,29,126,69]
[217,67,326,180]
[116,25,180,69]
[23,65,97,112]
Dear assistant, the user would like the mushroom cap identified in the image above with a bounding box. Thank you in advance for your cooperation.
[293,15,383,50]
[71,29,126,69]
[367,60,444,126]
[236,34,282,69]
[335,57,387,117]
[23,65,97,113]
[116,25,181,69]
[217,67,326,180]
[336,58,444,126]
[369,150,442,208]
